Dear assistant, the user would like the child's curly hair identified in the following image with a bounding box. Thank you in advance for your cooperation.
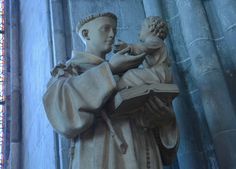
[145,16,169,40]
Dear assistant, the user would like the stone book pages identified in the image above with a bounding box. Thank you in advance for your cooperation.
[107,83,179,116]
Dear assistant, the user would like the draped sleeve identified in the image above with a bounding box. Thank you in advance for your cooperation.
[153,118,179,165]
[43,62,117,138]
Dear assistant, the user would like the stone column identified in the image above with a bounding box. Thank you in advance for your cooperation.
[9,0,21,168]
[211,0,236,112]
[176,0,236,168]
[212,0,236,67]
[49,0,67,64]
[142,0,162,16]
[49,1,70,169]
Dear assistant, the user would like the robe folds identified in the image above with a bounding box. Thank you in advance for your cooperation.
[43,51,179,169]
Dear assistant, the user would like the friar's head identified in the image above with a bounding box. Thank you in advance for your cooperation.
[77,12,117,58]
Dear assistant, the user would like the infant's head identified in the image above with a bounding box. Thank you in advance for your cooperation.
[139,16,168,42]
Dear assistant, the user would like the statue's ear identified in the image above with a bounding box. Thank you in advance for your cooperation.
[82,29,90,40]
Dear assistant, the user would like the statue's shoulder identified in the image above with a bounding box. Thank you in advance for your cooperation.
[50,51,88,78]
[50,62,81,78]
[50,50,104,78]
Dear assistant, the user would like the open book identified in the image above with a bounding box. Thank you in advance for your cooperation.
[107,83,179,115]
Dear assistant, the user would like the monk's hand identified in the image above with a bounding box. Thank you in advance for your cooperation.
[113,39,128,53]
[129,44,147,55]
[145,96,175,123]
[109,47,146,74]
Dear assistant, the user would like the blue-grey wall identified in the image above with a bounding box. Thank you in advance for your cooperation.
[19,0,56,168]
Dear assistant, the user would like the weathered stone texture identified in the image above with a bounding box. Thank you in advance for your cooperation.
[19,0,56,168]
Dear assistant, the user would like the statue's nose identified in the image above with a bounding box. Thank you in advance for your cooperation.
[108,29,115,38]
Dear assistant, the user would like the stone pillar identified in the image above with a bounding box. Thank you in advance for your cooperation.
[176,0,236,168]
[49,1,70,169]
[142,0,162,16]
[212,0,236,67]
[211,0,236,113]
[49,0,67,64]
[9,0,21,168]
[9,143,20,169]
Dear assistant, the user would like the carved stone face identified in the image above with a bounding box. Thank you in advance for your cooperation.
[86,16,117,54]
[139,21,151,42]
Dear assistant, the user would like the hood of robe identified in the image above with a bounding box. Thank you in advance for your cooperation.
[67,50,105,66]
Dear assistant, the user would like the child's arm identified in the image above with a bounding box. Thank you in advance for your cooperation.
[130,37,165,55]
[141,37,164,54]
[113,40,146,55]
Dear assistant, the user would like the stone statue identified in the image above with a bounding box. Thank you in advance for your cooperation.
[114,16,172,90]
[43,12,179,169]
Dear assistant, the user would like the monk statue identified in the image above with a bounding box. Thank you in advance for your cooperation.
[43,12,179,169]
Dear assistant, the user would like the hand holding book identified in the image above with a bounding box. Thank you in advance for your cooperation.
[107,83,179,118]
[145,95,175,128]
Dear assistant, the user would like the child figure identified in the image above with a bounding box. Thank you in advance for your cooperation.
[116,16,173,89]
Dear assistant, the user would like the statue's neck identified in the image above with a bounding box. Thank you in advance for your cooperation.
[85,47,106,59]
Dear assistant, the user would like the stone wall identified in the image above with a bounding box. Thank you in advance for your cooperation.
[19,0,56,168]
